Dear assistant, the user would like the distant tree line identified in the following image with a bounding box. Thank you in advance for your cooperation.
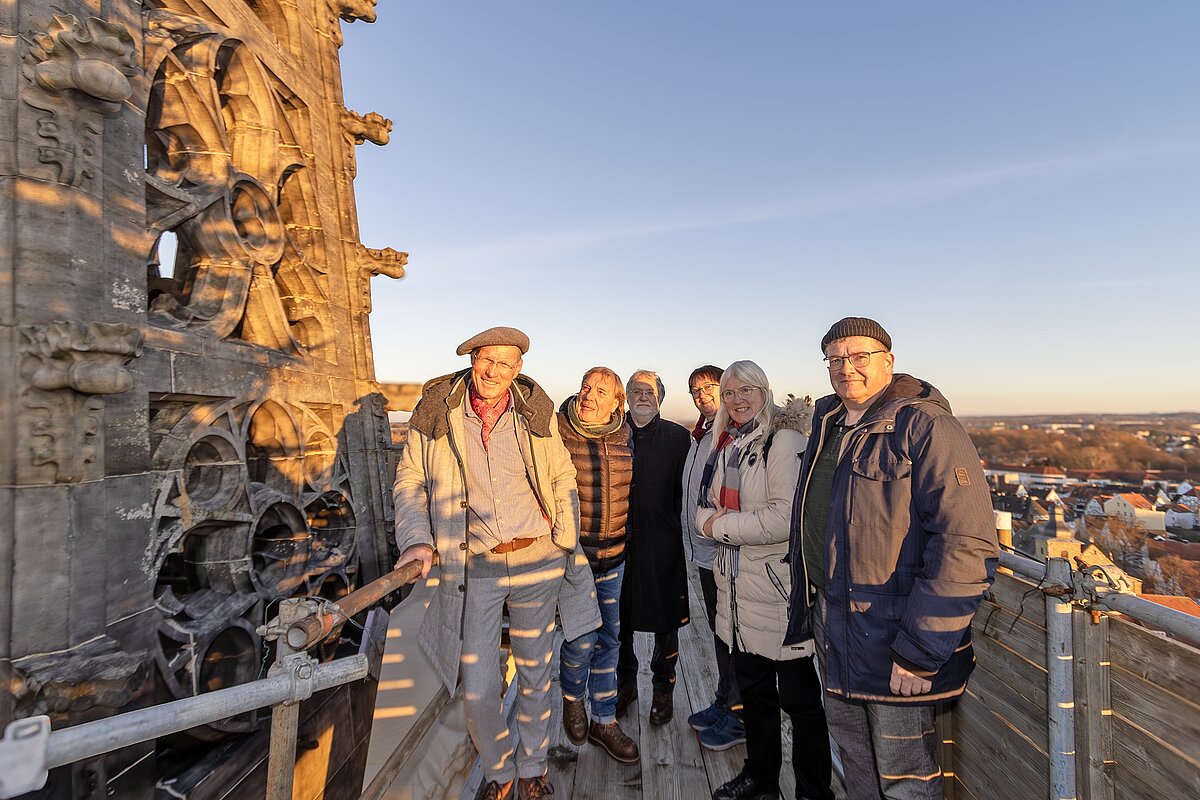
[967,428,1200,473]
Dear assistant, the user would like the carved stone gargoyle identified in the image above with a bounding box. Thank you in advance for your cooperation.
[342,109,393,147]
[329,0,378,24]
[356,245,407,313]
[326,0,378,46]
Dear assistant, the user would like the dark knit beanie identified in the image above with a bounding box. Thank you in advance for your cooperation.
[820,317,892,353]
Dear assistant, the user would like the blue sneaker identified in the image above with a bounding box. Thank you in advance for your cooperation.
[687,702,725,731]
[698,712,746,751]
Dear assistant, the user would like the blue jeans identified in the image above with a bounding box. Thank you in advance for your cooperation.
[560,563,623,723]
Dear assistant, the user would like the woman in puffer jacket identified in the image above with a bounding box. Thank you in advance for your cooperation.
[696,360,833,800]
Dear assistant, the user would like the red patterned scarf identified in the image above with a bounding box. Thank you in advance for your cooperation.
[699,419,759,512]
[469,384,510,451]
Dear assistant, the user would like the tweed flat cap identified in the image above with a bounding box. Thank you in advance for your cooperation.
[456,326,530,356]
[820,317,892,352]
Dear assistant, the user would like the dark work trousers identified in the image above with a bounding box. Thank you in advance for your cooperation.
[733,647,835,800]
[698,566,741,711]
[617,627,679,695]
[814,591,942,800]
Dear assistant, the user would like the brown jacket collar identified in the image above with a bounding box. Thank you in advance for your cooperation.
[409,368,555,440]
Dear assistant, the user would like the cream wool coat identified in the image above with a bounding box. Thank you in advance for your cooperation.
[393,372,600,693]
[696,402,814,661]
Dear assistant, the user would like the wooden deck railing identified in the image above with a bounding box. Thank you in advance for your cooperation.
[942,554,1200,799]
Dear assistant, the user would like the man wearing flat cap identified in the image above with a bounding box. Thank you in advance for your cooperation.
[784,317,998,800]
[393,326,598,800]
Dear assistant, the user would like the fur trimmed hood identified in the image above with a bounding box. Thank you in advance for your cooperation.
[770,394,814,438]
[408,368,556,440]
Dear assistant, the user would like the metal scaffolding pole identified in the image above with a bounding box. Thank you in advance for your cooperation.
[0,655,368,798]
[1044,557,1078,800]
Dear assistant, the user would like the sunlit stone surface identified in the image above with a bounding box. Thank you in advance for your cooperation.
[1,1,407,795]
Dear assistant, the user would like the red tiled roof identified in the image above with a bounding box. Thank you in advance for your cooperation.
[1115,493,1155,510]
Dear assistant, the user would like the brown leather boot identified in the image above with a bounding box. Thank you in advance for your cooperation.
[649,690,673,725]
[517,775,554,799]
[480,779,514,800]
[588,720,641,764]
[562,697,588,745]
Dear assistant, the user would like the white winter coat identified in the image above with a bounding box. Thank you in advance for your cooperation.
[696,405,813,661]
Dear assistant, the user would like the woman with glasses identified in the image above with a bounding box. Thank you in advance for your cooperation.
[696,360,834,800]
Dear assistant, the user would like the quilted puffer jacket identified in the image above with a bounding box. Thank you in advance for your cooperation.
[696,397,814,661]
[557,398,633,573]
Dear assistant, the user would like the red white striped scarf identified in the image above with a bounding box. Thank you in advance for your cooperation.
[699,419,760,512]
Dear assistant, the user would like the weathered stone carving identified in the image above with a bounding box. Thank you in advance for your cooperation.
[21,391,105,483]
[144,18,343,359]
[3,0,404,792]
[357,245,407,312]
[11,638,149,722]
[326,0,378,46]
[21,15,138,185]
[329,0,378,24]
[18,323,143,483]
[147,396,359,721]
[21,321,144,395]
[341,109,393,177]
[342,109,393,146]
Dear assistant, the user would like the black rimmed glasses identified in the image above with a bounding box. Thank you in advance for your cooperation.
[690,383,720,398]
[824,350,887,370]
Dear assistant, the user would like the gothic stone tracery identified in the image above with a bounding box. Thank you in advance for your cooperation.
[2,0,405,796]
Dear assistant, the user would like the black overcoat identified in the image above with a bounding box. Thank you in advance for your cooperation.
[620,414,691,633]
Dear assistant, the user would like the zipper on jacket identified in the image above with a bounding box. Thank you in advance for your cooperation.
[765,562,788,602]
[796,405,840,606]
[521,411,553,529]
[601,439,609,542]
[445,407,471,640]
[828,407,900,693]
[683,441,699,562]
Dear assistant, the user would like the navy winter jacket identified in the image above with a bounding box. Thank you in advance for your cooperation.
[784,374,998,703]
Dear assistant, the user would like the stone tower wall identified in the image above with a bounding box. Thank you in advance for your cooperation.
[0,0,402,794]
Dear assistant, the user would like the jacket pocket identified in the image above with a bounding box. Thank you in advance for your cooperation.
[848,444,913,539]
[764,562,789,602]
[851,450,912,482]
[848,589,905,619]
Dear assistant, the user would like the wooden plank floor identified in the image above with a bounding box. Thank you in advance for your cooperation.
[531,564,846,800]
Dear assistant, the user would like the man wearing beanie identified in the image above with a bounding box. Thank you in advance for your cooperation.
[393,326,598,800]
[784,317,998,800]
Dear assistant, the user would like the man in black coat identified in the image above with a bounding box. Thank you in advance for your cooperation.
[617,369,691,724]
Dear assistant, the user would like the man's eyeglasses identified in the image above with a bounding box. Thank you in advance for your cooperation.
[473,356,519,373]
[721,386,760,401]
[824,350,887,371]
[690,383,720,398]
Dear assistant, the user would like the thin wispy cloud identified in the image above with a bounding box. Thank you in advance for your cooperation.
[409,135,1199,281]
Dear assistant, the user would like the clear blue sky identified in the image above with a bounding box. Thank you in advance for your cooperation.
[341,2,1200,421]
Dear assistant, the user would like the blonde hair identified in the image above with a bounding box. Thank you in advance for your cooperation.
[713,360,776,438]
[582,366,625,406]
